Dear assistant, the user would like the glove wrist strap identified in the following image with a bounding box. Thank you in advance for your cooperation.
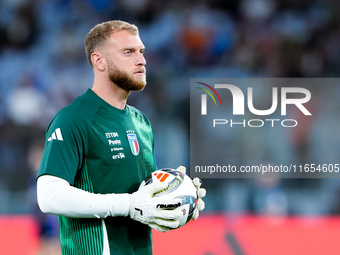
[109,193,130,217]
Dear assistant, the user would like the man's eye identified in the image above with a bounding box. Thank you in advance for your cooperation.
[125,51,132,55]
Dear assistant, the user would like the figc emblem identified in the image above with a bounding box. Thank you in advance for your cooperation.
[127,133,140,156]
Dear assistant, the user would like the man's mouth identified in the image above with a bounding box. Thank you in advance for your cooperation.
[134,69,145,76]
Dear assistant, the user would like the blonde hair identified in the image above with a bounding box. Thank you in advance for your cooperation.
[84,20,139,67]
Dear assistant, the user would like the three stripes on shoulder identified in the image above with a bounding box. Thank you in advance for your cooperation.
[48,128,63,141]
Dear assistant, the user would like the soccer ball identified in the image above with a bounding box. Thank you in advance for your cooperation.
[142,168,197,228]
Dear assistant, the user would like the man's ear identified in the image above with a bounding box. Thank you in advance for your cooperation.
[91,52,106,71]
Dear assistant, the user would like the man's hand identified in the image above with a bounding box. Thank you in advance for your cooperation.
[176,166,206,220]
[129,181,182,232]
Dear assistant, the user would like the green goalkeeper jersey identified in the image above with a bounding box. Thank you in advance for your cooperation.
[38,89,157,255]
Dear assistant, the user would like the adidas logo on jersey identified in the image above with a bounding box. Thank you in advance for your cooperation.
[48,128,63,141]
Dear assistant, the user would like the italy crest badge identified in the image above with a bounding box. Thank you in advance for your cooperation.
[127,133,140,156]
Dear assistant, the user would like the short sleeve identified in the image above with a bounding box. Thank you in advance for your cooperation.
[37,108,89,185]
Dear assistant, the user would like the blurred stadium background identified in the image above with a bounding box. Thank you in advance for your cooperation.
[1,0,340,254]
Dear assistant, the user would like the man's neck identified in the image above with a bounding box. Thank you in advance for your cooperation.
[92,78,130,110]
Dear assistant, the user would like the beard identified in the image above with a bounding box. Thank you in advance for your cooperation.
[107,60,146,92]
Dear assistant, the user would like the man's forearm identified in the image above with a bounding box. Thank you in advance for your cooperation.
[37,175,130,218]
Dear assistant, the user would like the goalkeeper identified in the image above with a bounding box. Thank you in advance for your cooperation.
[37,20,205,255]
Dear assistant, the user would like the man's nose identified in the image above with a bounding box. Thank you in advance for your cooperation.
[136,52,146,66]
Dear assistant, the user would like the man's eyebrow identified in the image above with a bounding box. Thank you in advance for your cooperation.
[122,47,145,51]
